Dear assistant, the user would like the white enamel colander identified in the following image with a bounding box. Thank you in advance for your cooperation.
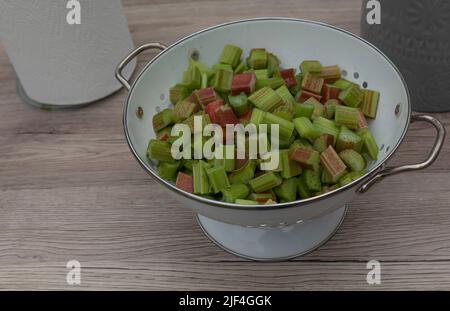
[115,18,445,261]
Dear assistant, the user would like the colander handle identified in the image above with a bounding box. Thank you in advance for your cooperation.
[115,43,167,91]
[358,114,446,193]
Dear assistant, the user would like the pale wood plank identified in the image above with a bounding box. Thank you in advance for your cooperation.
[0,0,449,290]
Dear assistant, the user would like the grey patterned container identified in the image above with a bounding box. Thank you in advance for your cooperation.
[361,0,450,112]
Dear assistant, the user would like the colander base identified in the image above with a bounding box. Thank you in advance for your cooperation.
[196,206,347,261]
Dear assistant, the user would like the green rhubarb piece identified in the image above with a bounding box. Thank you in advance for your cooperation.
[303,97,324,120]
[339,149,366,172]
[249,48,268,69]
[274,178,298,202]
[228,160,256,184]
[181,159,194,172]
[293,102,315,119]
[263,112,295,141]
[213,145,235,172]
[336,125,363,152]
[359,129,379,160]
[293,117,321,142]
[339,84,363,108]
[173,100,197,122]
[254,69,269,80]
[276,85,297,106]
[248,87,283,112]
[324,99,340,119]
[279,150,302,179]
[212,68,234,93]
[313,117,340,144]
[222,183,250,203]
[157,161,180,181]
[219,44,243,68]
[169,83,190,104]
[256,77,285,90]
[183,64,202,90]
[234,199,259,205]
[152,108,174,132]
[212,63,233,72]
[300,60,323,73]
[313,134,334,153]
[234,61,248,74]
[301,72,325,95]
[301,169,322,192]
[249,108,266,126]
[249,172,283,193]
[291,138,313,150]
[335,105,359,130]
[228,93,249,117]
[147,139,175,163]
[248,191,276,203]
[297,177,312,199]
[267,53,280,76]
[193,161,211,195]
[361,89,380,119]
[318,65,341,81]
[333,79,354,90]
[273,103,294,122]
[339,170,366,186]
[206,166,230,193]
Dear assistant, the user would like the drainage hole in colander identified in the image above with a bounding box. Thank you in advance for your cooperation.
[362,81,368,88]
[353,72,359,79]
[386,145,391,152]
[160,93,165,101]
[136,106,144,119]
[395,104,401,117]
[379,144,385,151]
[155,106,161,113]
[341,70,348,77]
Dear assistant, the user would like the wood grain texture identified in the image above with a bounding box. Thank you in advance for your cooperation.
[1,0,450,290]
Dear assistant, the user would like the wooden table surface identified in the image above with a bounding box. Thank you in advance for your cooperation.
[1,0,449,290]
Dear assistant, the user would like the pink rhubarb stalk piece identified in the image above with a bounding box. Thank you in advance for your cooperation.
[205,99,224,124]
[320,146,347,180]
[280,69,297,88]
[176,172,194,193]
[231,72,256,95]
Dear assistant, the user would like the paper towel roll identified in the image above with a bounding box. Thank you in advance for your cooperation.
[0,0,136,107]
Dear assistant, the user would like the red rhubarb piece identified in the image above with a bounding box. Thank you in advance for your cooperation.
[231,72,256,95]
[175,172,194,193]
[193,87,218,107]
[296,90,322,103]
[216,105,239,127]
[280,69,297,88]
[321,84,341,103]
[205,99,224,124]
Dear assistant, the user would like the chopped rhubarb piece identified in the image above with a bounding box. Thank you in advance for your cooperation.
[318,65,341,83]
[231,72,256,95]
[295,90,323,103]
[320,146,347,181]
[290,147,320,171]
[239,109,253,124]
[193,87,218,107]
[321,84,341,103]
[357,108,368,129]
[301,73,325,94]
[280,68,297,88]
[216,105,239,127]
[205,100,224,124]
[176,172,194,193]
